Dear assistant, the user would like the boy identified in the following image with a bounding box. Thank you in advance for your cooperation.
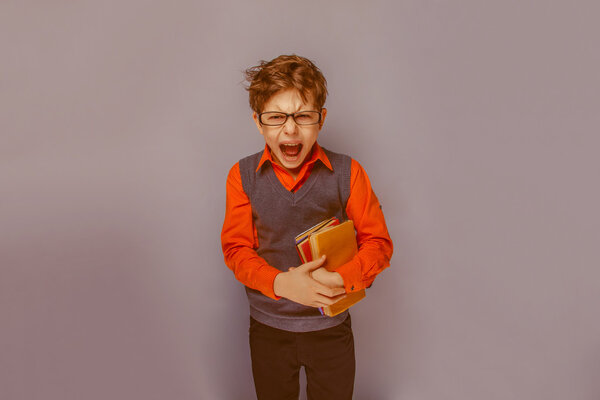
[221,54,393,400]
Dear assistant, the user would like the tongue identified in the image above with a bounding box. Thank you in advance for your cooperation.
[281,144,301,157]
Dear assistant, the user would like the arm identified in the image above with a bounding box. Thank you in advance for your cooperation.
[221,163,345,305]
[313,159,393,293]
[221,163,281,299]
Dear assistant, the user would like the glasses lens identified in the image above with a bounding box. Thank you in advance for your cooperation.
[294,111,320,125]
[260,112,287,126]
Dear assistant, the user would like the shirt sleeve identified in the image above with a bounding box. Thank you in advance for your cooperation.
[335,159,393,293]
[221,163,282,300]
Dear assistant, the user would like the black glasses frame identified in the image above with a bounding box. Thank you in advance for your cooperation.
[258,110,322,126]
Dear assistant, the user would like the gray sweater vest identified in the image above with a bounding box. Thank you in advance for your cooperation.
[239,148,352,332]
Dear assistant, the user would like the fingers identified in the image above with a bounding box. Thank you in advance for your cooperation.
[311,267,345,289]
[279,257,346,308]
[311,292,347,308]
[304,284,346,307]
[300,255,327,272]
[312,280,346,298]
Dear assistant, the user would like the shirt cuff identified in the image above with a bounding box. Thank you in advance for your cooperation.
[335,259,363,293]
[259,267,283,300]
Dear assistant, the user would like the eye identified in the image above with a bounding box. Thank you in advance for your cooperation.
[294,112,318,124]
[266,114,284,121]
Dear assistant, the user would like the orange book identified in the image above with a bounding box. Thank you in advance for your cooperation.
[295,219,366,317]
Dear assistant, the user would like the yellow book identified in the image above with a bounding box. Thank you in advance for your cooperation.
[308,220,366,317]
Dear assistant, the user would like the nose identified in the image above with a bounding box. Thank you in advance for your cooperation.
[282,115,298,135]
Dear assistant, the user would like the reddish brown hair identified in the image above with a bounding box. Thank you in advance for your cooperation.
[245,54,328,113]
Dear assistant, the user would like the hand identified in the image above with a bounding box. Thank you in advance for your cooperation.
[273,256,346,308]
[311,267,345,289]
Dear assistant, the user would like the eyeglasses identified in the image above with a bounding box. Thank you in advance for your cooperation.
[258,110,322,126]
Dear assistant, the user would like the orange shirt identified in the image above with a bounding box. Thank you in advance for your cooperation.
[221,143,393,300]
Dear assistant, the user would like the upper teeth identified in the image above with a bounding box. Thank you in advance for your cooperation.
[283,144,298,147]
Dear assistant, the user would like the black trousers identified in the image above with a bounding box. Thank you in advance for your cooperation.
[249,315,355,400]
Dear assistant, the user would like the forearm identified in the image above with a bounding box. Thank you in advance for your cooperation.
[223,245,281,299]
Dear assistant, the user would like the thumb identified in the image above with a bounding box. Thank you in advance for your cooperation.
[301,255,327,272]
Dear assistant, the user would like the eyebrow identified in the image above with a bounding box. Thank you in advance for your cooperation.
[264,104,316,113]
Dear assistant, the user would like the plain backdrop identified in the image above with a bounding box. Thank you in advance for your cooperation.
[2,1,599,399]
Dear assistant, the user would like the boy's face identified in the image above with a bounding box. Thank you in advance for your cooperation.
[253,89,327,178]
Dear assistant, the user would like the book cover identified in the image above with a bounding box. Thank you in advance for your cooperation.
[309,220,357,272]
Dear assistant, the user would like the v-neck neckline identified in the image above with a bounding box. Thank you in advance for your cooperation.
[265,163,324,205]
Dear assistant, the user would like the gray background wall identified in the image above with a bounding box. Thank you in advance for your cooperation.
[2,1,599,399]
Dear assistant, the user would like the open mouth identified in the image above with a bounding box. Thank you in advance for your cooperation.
[279,143,303,159]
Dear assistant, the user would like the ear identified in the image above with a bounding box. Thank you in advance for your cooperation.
[319,108,327,130]
[252,112,264,135]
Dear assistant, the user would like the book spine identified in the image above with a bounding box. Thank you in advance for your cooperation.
[295,245,305,263]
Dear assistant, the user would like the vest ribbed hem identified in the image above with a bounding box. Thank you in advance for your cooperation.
[249,304,349,332]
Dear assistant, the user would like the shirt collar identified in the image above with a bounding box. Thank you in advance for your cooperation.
[256,142,333,173]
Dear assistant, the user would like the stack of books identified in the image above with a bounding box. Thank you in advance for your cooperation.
[295,217,366,317]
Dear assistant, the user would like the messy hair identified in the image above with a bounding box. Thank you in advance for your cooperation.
[245,54,328,113]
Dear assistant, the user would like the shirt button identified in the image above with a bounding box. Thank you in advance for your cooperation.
[351,285,355,291]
